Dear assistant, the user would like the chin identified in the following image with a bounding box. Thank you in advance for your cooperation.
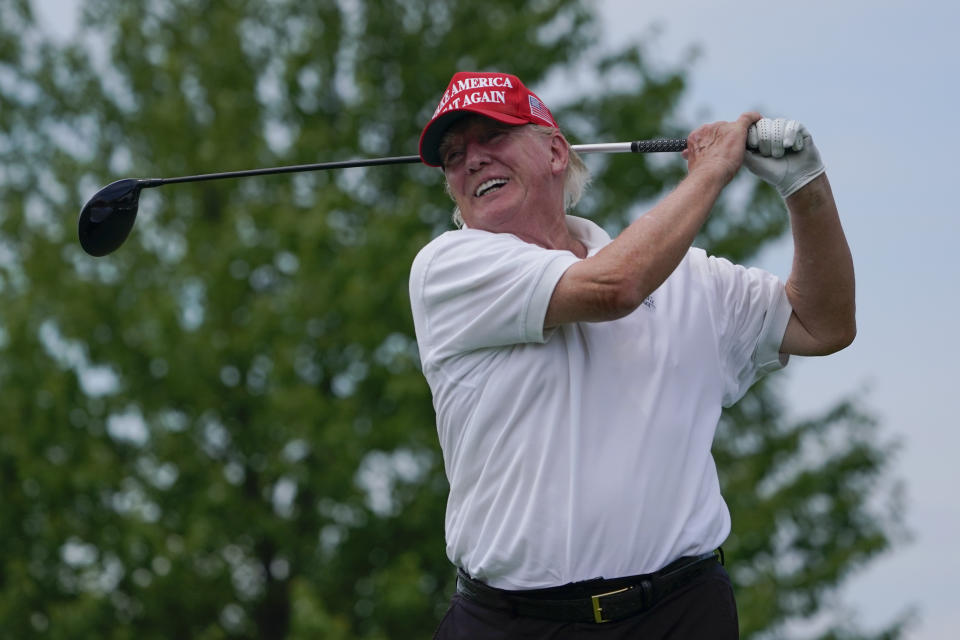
[467,196,523,228]
[466,208,517,232]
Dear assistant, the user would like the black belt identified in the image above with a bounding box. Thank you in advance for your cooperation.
[456,551,720,624]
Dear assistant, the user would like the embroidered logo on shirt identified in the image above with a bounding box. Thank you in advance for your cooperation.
[642,296,656,310]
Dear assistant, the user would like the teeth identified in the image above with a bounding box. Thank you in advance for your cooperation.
[475,178,508,197]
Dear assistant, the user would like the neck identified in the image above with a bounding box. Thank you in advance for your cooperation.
[511,211,587,258]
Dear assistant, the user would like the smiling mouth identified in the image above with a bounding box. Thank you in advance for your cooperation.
[475,178,509,197]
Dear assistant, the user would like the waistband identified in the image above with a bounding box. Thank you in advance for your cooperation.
[456,551,721,624]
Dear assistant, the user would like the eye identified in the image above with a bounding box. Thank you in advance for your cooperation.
[443,149,464,166]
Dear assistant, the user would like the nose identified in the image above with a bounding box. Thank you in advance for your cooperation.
[464,139,491,174]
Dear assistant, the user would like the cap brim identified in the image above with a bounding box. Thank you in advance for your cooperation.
[419,108,530,167]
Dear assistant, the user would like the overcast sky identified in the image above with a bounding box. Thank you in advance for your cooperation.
[33,1,959,638]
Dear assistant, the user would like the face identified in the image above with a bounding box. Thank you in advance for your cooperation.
[439,116,566,233]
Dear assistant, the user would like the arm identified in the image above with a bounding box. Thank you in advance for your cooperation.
[741,118,856,355]
[779,173,856,355]
[545,112,761,328]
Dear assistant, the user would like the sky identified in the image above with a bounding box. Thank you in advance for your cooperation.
[31,0,959,638]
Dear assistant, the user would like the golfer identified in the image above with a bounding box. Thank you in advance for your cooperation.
[409,71,855,639]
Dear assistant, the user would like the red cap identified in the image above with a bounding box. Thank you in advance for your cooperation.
[419,71,559,167]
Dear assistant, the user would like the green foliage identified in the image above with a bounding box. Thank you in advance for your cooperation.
[0,0,903,638]
[715,380,908,639]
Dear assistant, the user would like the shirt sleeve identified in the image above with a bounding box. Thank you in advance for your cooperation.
[409,229,580,366]
[700,252,793,406]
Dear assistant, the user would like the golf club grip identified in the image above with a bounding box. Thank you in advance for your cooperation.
[631,138,688,153]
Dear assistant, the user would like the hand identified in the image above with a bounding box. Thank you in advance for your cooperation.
[683,112,761,184]
[743,118,825,198]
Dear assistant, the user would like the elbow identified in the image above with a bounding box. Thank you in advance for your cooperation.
[834,308,858,351]
[605,283,652,320]
[819,318,857,355]
[784,312,856,356]
[581,283,647,323]
[836,320,857,351]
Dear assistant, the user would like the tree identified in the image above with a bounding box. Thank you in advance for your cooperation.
[0,0,904,637]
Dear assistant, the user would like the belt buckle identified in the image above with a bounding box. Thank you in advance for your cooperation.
[590,586,630,624]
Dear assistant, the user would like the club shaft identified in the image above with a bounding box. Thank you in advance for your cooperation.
[141,139,689,188]
[575,139,688,154]
[151,154,423,187]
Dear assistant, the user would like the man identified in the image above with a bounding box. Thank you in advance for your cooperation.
[409,71,855,639]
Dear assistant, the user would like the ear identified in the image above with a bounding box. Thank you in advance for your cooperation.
[548,131,569,176]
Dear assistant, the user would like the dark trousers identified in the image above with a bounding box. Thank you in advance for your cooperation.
[433,562,739,639]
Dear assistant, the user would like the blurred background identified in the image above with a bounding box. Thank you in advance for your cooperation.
[2,0,955,638]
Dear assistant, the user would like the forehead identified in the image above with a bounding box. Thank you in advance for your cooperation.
[441,115,517,144]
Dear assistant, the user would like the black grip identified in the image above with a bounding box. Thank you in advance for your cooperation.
[631,138,688,153]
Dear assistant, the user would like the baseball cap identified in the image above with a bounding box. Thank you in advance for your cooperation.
[418,71,559,167]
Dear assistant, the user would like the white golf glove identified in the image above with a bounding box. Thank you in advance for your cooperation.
[744,118,825,198]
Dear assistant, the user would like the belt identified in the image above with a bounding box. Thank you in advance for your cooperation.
[456,551,720,624]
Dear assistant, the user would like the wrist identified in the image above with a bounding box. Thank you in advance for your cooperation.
[688,159,737,192]
[785,173,830,209]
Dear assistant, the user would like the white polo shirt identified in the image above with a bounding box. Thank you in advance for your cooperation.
[409,215,792,589]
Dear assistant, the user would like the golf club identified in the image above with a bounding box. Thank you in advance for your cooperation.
[77,138,688,257]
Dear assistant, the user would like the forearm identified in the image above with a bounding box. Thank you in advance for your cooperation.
[600,166,729,304]
[546,166,729,325]
[545,113,757,328]
[782,173,856,353]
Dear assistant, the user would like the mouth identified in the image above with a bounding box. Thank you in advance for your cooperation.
[474,178,509,198]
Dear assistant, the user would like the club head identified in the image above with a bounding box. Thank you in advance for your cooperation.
[78,178,145,256]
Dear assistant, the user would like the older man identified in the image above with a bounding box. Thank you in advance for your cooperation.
[409,71,854,639]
